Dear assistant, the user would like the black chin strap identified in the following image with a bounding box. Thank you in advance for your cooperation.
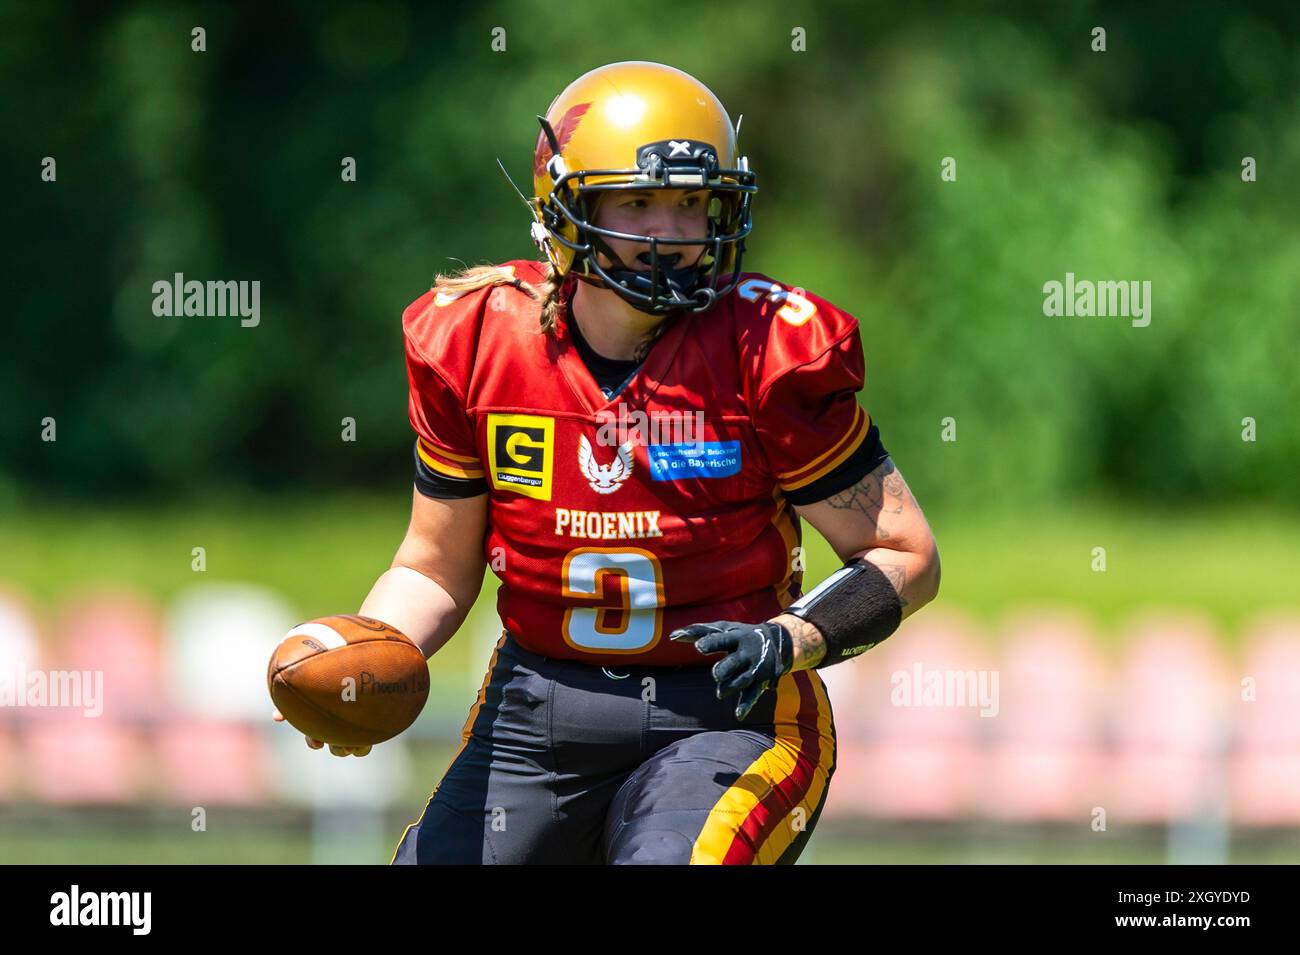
[584,232,715,315]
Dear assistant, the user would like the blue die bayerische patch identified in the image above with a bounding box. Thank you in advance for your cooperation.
[647,440,741,481]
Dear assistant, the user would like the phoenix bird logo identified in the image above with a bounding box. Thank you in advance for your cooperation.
[579,435,633,494]
[534,102,592,179]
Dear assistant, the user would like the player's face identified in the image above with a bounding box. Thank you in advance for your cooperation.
[590,188,711,272]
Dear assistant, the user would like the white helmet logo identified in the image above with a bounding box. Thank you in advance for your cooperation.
[668,140,692,156]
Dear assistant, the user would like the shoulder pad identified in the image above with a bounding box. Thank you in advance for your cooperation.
[730,273,862,397]
[729,272,857,337]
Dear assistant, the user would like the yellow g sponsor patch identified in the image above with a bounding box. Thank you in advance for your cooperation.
[486,413,554,500]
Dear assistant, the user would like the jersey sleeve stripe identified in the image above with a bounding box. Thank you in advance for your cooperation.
[777,406,870,491]
[425,443,481,464]
[773,403,865,482]
[417,437,485,479]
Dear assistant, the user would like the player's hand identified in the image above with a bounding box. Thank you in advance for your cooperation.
[669,620,794,722]
[271,708,372,757]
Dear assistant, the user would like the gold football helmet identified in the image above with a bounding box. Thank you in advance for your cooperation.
[527,61,757,315]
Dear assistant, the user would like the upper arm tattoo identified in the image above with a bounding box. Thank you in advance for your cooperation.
[822,456,911,542]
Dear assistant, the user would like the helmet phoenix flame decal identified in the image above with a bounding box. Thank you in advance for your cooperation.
[533,102,592,180]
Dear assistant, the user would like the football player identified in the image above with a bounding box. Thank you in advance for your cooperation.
[303,61,939,863]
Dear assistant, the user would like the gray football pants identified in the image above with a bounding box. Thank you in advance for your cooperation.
[391,630,836,864]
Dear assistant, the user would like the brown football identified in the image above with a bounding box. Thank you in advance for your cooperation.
[267,614,430,746]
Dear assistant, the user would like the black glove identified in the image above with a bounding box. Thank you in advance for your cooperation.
[669,620,794,721]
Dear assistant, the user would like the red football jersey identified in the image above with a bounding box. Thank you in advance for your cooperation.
[403,259,880,666]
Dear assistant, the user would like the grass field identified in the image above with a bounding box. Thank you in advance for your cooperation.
[4,810,1298,864]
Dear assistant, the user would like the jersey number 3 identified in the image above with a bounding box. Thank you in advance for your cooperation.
[561,547,664,653]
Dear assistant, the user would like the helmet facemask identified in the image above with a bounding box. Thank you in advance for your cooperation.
[537,128,756,316]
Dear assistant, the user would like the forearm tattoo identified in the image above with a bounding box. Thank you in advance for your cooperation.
[776,613,827,670]
[878,562,910,609]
